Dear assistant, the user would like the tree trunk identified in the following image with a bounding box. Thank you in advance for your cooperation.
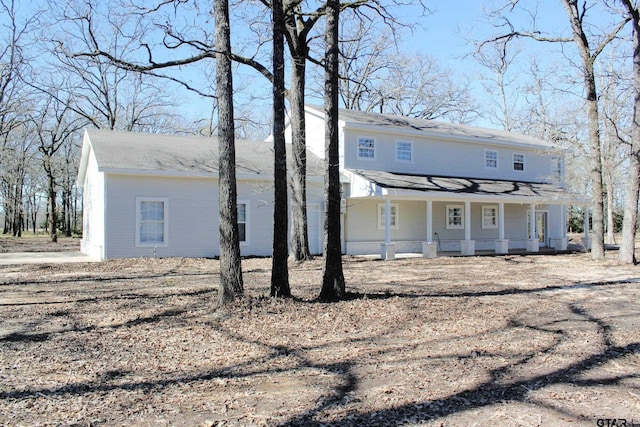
[605,176,615,245]
[620,0,640,264]
[48,175,57,243]
[270,0,291,297]
[561,0,605,259]
[319,0,345,302]
[214,0,243,305]
[289,54,311,261]
[285,13,312,261]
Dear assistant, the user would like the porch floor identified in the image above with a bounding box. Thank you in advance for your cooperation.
[359,244,587,260]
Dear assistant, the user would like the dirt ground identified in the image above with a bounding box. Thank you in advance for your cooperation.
[1,237,639,426]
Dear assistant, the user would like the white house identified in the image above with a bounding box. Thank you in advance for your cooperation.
[298,105,589,259]
[78,107,588,261]
[76,129,326,260]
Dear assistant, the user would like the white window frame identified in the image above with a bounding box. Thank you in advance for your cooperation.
[513,153,525,171]
[136,197,169,247]
[485,149,498,169]
[551,156,562,182]
[357,136,376,160]
[482,205,498,229]
[237,200,250,246]
[446,204,464,230]
[377,203,399,230]
[396,141,413,163]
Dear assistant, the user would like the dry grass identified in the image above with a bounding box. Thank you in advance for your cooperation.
[1,240,640,426]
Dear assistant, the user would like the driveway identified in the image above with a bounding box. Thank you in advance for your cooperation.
[0,251,96,265]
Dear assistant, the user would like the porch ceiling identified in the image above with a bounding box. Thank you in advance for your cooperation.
[348,169,590,204]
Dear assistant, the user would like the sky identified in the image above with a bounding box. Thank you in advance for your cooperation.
[8,0,621,135]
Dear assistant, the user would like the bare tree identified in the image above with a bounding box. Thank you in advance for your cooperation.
[474,40,521,131]
[485,0,630,259]
[32,92,85,243]
[0,0,40,236]
[618,0,640,263]
[335,19,477,123]
[47,1,181,132]
[320,0,345,302]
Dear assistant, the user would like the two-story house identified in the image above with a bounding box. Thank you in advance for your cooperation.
[301,105,588,259]
[77,106,588,261]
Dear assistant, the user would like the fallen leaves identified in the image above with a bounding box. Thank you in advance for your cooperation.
[1,248,640,425]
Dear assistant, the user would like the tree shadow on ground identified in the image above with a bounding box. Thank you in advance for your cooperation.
[277,297,640,426]
[2,275,638,425]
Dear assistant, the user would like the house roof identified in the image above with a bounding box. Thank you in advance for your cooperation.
[79,129,325,183]
[349,169,589,204]
[305,105,557,150]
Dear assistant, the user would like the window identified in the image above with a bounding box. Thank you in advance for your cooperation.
[396,141,412,162]
[513,153,525,171]
[136,197,168,246]
[446,204,464,229]
[482,206,498,229]
[358,137,375,159]
[551,156,562,181]
[485,150,498,169]
[237,201,249,245]
[377,203,399,229]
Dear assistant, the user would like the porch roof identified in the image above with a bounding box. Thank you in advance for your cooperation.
[348,169,590,205]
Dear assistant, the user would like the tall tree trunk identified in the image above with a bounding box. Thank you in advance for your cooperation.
[561,0,605,259]
[214,0,243,304]
[620,0,640,264]
[320,0,345,302]
[289,55,311,261]
[12,178,22,237]
[605,176,615,244]
[270,0,291,297]
[47,174,57,243]
[284,4,312,261]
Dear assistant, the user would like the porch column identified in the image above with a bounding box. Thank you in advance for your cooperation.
[583,207,590,251]
[495,202,509,254]
[550,204,568,251]
[426,200,433,242]
[527,203,539,252]
[385,198,391,244]
[461,200,475,256]
[423,200,437,258]
[381,198,395,260]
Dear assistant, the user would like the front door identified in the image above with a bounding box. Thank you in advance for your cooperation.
[536,212,547,246]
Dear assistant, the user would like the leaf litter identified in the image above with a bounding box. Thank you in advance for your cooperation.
[1,240,640,426]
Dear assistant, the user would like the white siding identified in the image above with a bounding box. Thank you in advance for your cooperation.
[345,199,427,243]
[341,129,559,184]
[104,175,218,259]
[98,174,325,259]
[302,111,327,160]
[80,150,105,260]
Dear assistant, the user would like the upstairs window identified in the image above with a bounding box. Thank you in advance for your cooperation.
[396,141,412,162]
[377,203,399,229]
[358,137,376,159]
[485,150,498,169]
[136,197,168,246]
[513,153,525,171]
[551,156,562,181]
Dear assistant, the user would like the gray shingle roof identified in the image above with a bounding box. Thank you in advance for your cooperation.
[350,169,587,203]
[306,105,556,149]
[85,129,325,177]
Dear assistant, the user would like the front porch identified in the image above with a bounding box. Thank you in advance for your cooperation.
[343,198,592,260]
